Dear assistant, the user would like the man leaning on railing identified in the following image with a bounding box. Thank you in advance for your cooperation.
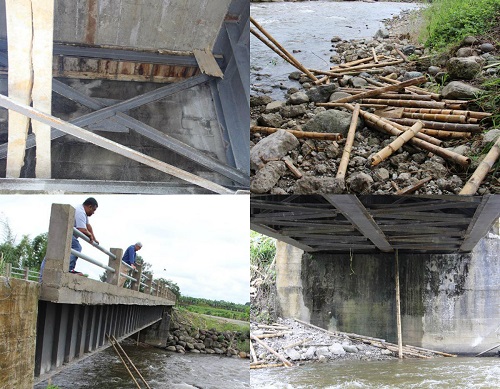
[122,242,142,270]
[69,197,99,275]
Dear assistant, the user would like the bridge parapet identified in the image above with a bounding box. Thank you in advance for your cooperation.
[41,203,176,305]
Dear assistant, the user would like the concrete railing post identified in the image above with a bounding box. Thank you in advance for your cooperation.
[145,273,153,294]
[24,267,29,280]
[131,263,142,291]
[5,263,12,277]
[43,204,75,286]
[106,248,123,285]
[156,281,162,297]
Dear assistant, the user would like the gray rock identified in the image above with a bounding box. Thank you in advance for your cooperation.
[462,36,478,45]
[428,66,441,76]
[166,346,177,352]
[304,346,316,359]
[441,81,482,99]
[348,77,368,88]
[318,355,327,362]
[329,343,346,355]
[285,348,302,361]
[190,349,201,353]
[214,348,224,354]
[447,144,470,156]
[303,110,363,137]
[250,161,286,194]
[294,176,345,194]
[331,36,342,43]
[316,347,332,358]
[288,92,309,105]
[374,168,390,182]
[456,47,477,57]
[257,112,283,128]
[402,45,416,55]
[346,172,373,193]
[374,28,389,39]
[422,160,448,179]
[482,129,500,145]
[342,344,358,353]
[479,43,495,53]
[329,92,352,102]
[250,129,299,170]
[447,57,483,80]
[265,101,285,113]
[280,105,307,118]
[250,95,272,107]
[306,84,338,103]
[402,71,424,81]
[175,345,186,353]
[381,349,393,356]
[289,71,302,81]
[325,142,341,158]
[382,66,400,76]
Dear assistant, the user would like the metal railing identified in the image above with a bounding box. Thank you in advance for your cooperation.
[1,263,40,282]
[69,227,174,300]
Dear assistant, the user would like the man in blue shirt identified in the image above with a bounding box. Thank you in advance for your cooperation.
[70,197,99,274]
[122,242,142,269]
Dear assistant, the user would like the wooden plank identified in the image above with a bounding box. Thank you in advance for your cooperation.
[323,195,393,252]
[460,195,500,252]
[250,222,313,252]
[193,48,224,78]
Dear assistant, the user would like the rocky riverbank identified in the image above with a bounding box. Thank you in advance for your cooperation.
[251,318,447,367]
[165,310,249,358]
[250,9,500,195]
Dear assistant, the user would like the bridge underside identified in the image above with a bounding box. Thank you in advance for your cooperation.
[251,194,500,254]
[35,301,169,379]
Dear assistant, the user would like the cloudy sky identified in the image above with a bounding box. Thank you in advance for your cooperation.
[0,195,249,304]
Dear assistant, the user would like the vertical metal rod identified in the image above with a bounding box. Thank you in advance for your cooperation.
[395,249,403,359]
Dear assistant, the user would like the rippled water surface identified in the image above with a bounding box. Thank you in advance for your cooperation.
[251,357,500,388]
[35,344,249,389]
[251,1,422,98]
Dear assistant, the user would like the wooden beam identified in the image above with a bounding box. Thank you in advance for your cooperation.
[0,93,233,194]
[460,195,500,252]
[250,223,313,252]
[193,48,224,78]
[323,195,393,252]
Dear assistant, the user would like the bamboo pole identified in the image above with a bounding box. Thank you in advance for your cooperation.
[331,76,427,104]
[402,112,468,123]
[396,176,432,195]
[250,125,343,141]
[107,335,142,389]
[475,343,500,357]
[284,338,312,349]
[403,107,491,119]
[112,335,151,389]
[257,324,291,330]
[250,27,296,68]
[405,344,457,357]
[372,47,379,63]
[314,75,330,85]
[250,363,285,369]
[460,137,500,194]
[379,117,442,145]
[251,334,293,367]
[396,48,409,63]
[253,332,292,339]
[249,337,258,363]
[333,59,405,73]
[336,103,360,179]
[250,16,318,81]
[319,102,388,109]
[379,76,441,100]
[370,121,423,166]
[420,129,471,139]
[336,56,379,69]
[294,318,386,342]
[395,250,403,359]
[283,156,303,178]
[359,98,447,109]
[341,90,433,101]
[390,118,481,133]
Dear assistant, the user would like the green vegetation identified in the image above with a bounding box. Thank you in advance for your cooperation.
[179,296,249,321]
[476,77,500,127]
[0,217,47,276]
[422,0,500,49]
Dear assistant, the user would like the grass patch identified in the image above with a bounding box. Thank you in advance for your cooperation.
[421,0,500,50]
[176,307,249,334]
[183,304,249,321]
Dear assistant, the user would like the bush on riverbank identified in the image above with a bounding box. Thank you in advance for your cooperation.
[422,0,500,49]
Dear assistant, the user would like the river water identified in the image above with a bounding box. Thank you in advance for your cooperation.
[251,357,500,388]
[250,1,422,99]
[34,343,249,389]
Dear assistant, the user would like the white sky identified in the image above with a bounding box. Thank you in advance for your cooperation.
[0,195,250,304]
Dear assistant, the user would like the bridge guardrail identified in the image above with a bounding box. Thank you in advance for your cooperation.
[1,263,40,282]
[40,203,176,303]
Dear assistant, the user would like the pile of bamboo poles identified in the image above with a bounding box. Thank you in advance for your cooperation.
[250,323,295,369]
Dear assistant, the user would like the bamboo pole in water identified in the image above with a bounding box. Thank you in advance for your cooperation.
[107,335,142,389]
[395,250,403,359]
[337,103,360,180]
[460,137,500,194]
[370,121,423,166]
[250,27,296,68]
[111,335,152,389]
[250,16,318,81]
[251,125,343,141]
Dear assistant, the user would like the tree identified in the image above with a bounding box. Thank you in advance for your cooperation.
[156,277,181,298]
